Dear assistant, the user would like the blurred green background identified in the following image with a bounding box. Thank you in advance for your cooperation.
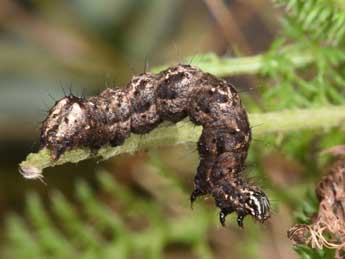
[1,0,342,258]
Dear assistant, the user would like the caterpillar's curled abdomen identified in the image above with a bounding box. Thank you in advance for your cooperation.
[40,64,270,227]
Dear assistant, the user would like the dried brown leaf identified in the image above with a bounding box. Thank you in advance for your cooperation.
[288,160,345,258]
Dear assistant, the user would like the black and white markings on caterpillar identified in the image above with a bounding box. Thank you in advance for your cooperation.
[39,64,271,228]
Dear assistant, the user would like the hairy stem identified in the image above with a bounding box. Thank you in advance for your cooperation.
[19,105,345,178]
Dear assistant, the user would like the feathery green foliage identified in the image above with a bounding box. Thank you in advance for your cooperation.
[4,168,214,259]
[275,0,345,45]
[261,0,345,110]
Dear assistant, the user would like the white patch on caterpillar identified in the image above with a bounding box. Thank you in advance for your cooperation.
[56,102,84,138]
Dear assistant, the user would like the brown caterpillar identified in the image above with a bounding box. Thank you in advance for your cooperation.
[40,65,270,227]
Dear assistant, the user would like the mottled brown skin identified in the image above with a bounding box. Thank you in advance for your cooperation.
[40,65,270,227]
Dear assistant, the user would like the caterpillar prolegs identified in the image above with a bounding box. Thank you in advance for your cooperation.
[40,65,270,227]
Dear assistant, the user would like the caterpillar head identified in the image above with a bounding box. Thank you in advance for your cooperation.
[244,189,271,223]
[40,95,92,160]
[214,184,271,227]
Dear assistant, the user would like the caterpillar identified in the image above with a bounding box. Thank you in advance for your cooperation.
[40,64,270,227]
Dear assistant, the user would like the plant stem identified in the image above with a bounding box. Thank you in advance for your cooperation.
[152,50,314,77]
[19,105,345,179]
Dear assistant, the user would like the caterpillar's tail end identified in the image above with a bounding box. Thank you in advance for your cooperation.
[19,164,43,180]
